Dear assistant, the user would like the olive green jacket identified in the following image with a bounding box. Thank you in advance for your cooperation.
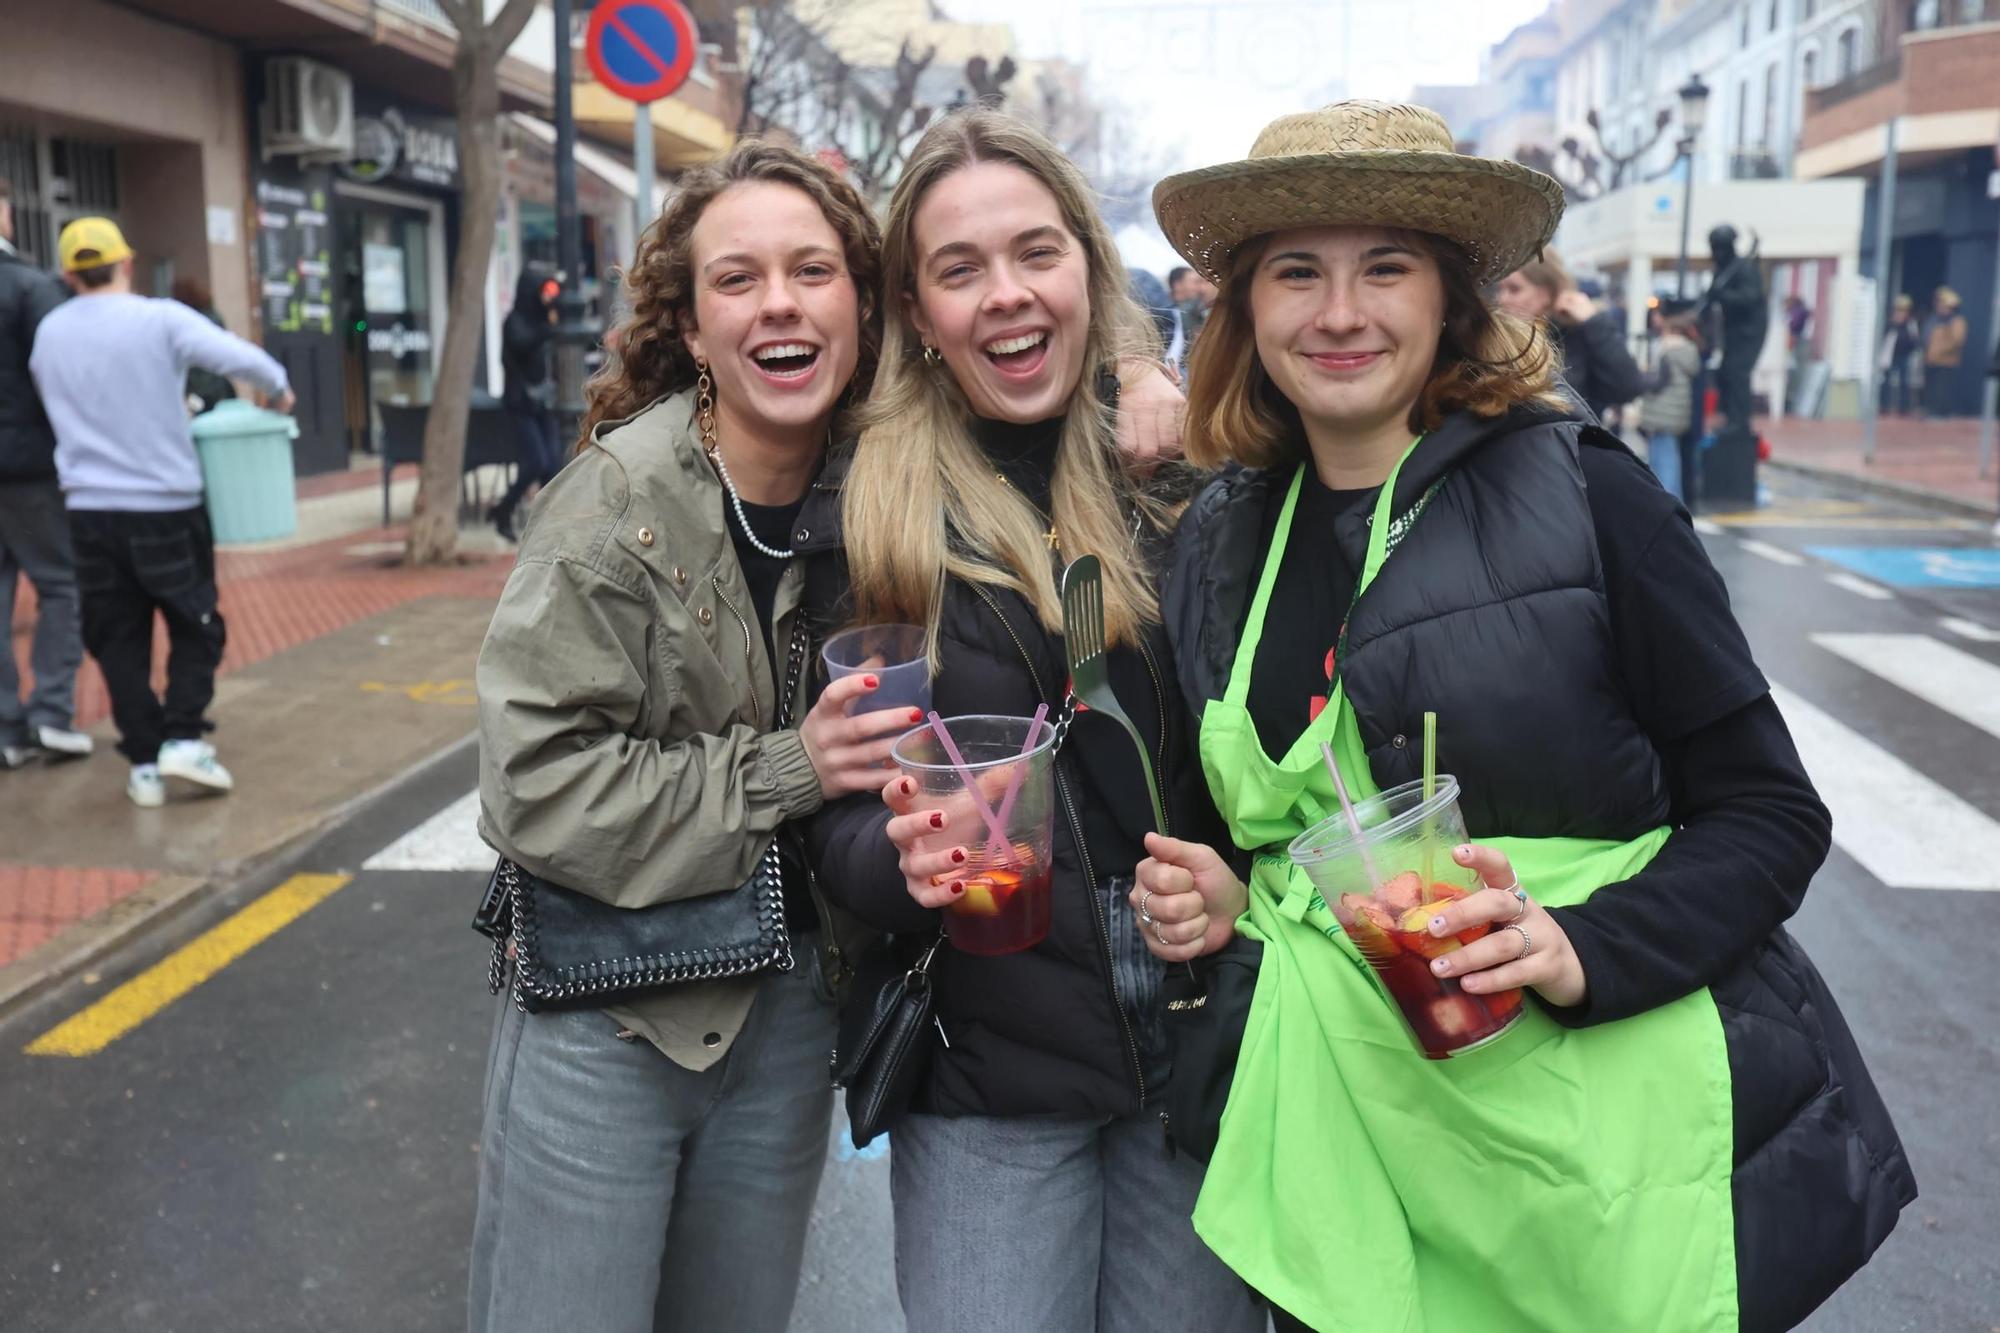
[476,390,863,1068]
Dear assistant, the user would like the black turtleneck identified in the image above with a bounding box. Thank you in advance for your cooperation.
[973,414,1062,523]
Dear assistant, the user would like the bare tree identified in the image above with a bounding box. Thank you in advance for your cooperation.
[846,39,939,199]
[734,1,847,138]
[406,0,540,566]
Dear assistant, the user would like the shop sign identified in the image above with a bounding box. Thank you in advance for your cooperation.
[341,107,460,189]
[368,322,433,359]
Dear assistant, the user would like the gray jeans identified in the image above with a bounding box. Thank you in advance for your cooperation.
[0,478,83,745]
[890,1109,1267,1333]
[468,946,836,1333]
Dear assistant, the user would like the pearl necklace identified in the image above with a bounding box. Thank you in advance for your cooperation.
[707,444,797,560]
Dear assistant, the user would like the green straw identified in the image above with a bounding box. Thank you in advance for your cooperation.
[1421,711,1438,890]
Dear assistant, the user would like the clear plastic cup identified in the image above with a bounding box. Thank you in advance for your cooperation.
[891,715,1056,956]
[822,624,931,716]
[1288,776,1524,1058]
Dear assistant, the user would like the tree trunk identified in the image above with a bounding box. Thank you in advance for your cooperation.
[405,42,504,566]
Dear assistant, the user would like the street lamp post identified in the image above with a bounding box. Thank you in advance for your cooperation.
[1673,73,1711,300]
[551,0,592,431]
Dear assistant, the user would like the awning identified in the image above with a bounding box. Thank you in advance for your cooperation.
[510,114,668,214]
[573,80,733,170]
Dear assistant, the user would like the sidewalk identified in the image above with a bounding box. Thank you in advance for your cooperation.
[1762,415,1999,517]
[2,476,515,1013]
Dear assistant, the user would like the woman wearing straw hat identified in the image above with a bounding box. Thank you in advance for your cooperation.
[1132,101,1914,1332]
[1922,286,1968,418]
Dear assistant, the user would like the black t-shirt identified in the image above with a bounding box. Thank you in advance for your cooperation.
[1244,442,1766,758]
[724,491,813,930]
[1241,440,1807,1028]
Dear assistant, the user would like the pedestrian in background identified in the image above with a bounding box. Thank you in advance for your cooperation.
[1879,293,1922,417]
[470,143,905,1333]
[1637,303,1702,502]
[0,176,91,770]
[806,108,1262,1333]
[28,218,292,808]
[170,278,239,416]
[489,264,559,543]
[1495,246,1648,420]
[1169,262,1214,348]
[1922,286,1968,419]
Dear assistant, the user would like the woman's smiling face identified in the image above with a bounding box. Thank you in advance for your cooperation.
[681,180,861,444]
[906,161,1091,423]
[1248,225,1446,446]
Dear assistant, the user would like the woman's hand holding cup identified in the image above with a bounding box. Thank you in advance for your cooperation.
[1422,843,1588,1008]
[1129,833,1249,963]
[881,773,984,910]
[801,674,924,800]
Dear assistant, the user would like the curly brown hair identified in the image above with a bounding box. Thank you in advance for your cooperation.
[1183,227,1567,470]
[577,140,885,450]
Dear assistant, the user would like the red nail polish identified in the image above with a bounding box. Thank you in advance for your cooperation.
[864,675,879,689]
[909,709,925,723]
[949,882,964,895]
[901,779,915,795]
[951,848,967,864]
[930,812,945,829]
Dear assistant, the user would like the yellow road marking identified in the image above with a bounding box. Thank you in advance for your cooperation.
[25,873,351,1058]
[360,679,477,705]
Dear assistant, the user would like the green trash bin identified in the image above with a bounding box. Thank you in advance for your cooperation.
[190,400,300,545]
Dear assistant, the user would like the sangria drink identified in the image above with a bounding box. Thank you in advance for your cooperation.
[892,715,1057,956]
[1289,777,1524,1059]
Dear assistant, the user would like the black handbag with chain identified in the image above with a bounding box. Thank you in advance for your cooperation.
[829,929,944,1148]
[473,616,809,1013]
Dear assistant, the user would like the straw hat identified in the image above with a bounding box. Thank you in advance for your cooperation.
[1153,100,1565,287]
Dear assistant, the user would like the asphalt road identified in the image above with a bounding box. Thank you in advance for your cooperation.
[3,473,1996,1333]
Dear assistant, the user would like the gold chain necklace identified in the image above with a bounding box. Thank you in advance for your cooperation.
[994,471,1061,552]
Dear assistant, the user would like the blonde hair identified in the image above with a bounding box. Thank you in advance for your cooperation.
[843,108,1163,659]
[1184,228,1568,470]
[1509,248,1574,301]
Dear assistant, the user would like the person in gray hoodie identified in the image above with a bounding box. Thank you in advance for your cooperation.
[29,217,293,808]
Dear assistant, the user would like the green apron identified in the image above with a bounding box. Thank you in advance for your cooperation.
[1191,450,1739,1332]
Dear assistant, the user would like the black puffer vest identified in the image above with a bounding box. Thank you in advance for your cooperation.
[1167,404,1915,1332]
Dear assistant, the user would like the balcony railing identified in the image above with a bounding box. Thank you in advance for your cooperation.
[378,0,453,33]
[1728,148,1782,180]
[1805,53,1902,116]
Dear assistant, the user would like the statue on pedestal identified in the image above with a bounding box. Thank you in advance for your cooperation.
[1702,224,1766,432]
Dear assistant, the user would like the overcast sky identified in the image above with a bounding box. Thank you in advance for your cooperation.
[938,0,1552,273]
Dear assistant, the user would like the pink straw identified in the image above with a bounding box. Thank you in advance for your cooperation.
[989,703,1049,846]
[1320,741,1384,890]
[926,712,1010,849]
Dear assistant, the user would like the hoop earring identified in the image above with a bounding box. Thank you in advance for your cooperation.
[696,360,716,451]
[922,344,942,368]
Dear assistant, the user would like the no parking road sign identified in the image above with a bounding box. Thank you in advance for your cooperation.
[586,0,698,104]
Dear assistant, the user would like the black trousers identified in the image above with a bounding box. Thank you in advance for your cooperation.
[494,407,561,520]
[68,507,226,764]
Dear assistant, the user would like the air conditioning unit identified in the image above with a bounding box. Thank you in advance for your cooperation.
[262,58,355,159]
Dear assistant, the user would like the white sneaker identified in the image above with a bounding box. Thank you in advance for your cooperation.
[158,739,234,793]
[2,743,37,770]
[128,764,165,808]
[37,725,93,758]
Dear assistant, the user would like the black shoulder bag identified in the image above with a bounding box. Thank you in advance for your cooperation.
[472,616,809,1013]
[829,928,945,1149]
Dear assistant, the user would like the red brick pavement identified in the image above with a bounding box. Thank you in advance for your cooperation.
[1763,416,1998,515]
[0,864,158,969]
[10,526,512,729]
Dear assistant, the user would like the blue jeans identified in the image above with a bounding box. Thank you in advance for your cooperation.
[468,946,836,1333]
[1647,431,1685,503]
[889,1108,1266,1332]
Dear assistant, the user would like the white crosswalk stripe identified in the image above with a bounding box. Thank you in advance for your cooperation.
[1739,538,1806,567]
[1812,633,2000,744]
[362,791,492,872]
[1824,572,1893,601]
[1941,616,2000,644]
[1769,682,2000,892]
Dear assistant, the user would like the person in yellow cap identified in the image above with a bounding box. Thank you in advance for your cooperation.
[1923,286,1968,418]
[27,216,295,808]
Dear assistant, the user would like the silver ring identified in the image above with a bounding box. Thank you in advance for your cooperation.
[1504,922,1532,959]
[1137,889,1156,927]
[1151,920,1171,948]
[1501,881,1529,922]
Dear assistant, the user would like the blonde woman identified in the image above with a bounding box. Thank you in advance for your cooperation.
[1494,247,1647,419]
[800,110,1262,1332]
